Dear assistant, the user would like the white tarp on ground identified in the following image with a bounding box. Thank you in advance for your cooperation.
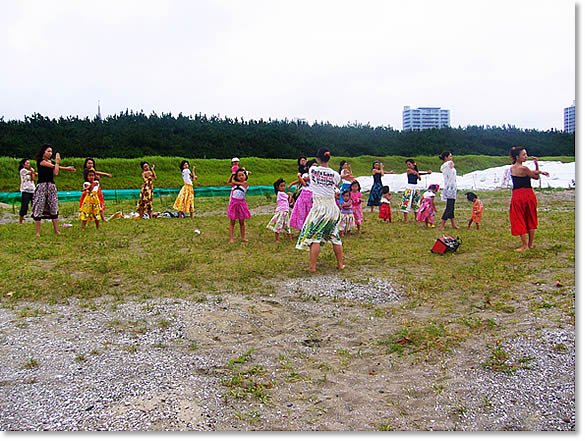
[356,161,575,193]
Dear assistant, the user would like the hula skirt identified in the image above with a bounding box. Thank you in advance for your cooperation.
[416,198,434,224]
[367,183,383,207]
[173,184,195,213]
[228,197,251,220]
[266,210,291,234]
[379,203,392,220]
[136,181,154,212]
[510,188,537,236]
[296,196,342,250]
[400,185,421,213]
[338,211,355,233]
[290,189,313,230]
[32,182,59,220]
[79,192,101,221]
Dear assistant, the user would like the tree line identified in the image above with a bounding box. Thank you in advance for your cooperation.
[0,111,574,159]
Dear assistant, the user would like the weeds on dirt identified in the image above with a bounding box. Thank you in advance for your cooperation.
[22,357,39,369]
[378,321,461,356]
[481,342,535,373]
[223,348,274,405]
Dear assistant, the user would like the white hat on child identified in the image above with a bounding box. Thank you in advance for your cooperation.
[232,157,240,162]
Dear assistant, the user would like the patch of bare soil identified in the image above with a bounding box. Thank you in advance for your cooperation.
[0,276,575,431]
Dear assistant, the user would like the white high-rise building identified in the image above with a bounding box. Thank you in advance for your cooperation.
[403,106,450,131]
[564,101,575,133]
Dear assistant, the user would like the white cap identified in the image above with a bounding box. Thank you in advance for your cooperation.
[232,157,240,162]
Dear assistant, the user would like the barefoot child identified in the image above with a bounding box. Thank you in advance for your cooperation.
[379,186,392,223]
[79,168,101,231]
[227,168,251,243]
[338,190,355,236]
[349,180,363,235]
[83,158,112,222]
[416,184,439,228]
[173,160,198,218]
[465,192,484,230]
[266,178,293,242]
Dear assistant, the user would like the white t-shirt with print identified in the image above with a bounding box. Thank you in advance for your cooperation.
[309,165,341,198]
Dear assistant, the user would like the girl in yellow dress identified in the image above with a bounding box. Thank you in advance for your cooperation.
[173,160,197,218]
[79,169,101,230]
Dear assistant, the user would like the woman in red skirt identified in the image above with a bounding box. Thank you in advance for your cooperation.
[509,147,549,251]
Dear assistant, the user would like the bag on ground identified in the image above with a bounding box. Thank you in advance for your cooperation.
[431,236,462,254]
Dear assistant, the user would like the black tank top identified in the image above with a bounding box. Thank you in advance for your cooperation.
[37,163,54,183]
[512,175,532,189]
[407,173,418,185]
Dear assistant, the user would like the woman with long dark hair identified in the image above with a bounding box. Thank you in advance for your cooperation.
[439,151,459,229]
[399,158,432,223]
[31,144,76,236]
[508,146,549,251]
[367,161,385,212]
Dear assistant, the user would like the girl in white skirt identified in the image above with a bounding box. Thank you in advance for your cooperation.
[266,178,293,242]
[296,148,344,272]
[338,190,355,236]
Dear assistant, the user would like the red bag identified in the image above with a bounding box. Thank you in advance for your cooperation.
[431,236,461,254]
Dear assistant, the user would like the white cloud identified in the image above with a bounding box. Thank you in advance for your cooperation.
[0,0,575,130]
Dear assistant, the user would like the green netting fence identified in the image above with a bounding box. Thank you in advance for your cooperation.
[0,186,278,205]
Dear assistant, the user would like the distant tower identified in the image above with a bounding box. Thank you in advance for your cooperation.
[97,100,102,120]
[564,100,575,133]
[403,106,450,131]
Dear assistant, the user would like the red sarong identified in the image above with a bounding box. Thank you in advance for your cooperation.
[509,188,538,236]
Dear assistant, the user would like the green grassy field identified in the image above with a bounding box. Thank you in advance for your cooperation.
[0,189,575,313]
[0,155,575,192]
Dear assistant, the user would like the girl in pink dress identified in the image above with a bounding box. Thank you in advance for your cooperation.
[416,184,439,228]
[289,159,316,231]
[349,180,363,235]
[227,168,251,243]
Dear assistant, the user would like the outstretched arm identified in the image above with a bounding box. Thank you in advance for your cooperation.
[95,170,113,178]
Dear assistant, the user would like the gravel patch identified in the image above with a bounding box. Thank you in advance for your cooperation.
[281,275,403,305]
[0,298,227,431]
[441,327,576,431]
[0,278,575,431]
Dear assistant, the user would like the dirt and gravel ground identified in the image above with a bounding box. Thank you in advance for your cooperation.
[0,275,575,431]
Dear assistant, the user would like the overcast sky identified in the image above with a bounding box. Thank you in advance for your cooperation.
[0,0,576,131]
